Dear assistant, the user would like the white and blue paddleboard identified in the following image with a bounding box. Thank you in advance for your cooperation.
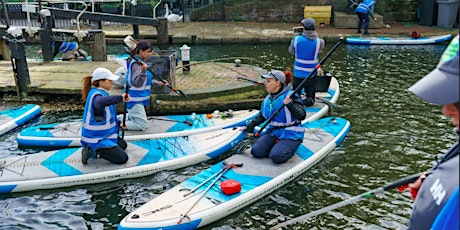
[17,109,260,148]
[346,34,452,45]
[0,104,41,136]
[16,76,340,148]
[0,127,245,193]
[118,117,351,230]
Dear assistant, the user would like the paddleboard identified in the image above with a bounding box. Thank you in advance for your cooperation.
[16,76,339,148]
[0,104,41,136]
[0,127,245,193]
[118,117,351,230]
[346,34,452,45]
[17,109,260,148]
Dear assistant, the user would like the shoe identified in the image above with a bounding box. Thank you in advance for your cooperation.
[81,146,95,164]
[364,31,370,35]
[357,30,361,34]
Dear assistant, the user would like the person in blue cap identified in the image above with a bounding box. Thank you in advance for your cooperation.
[355,0,377,35]
[406,35,459,230]
[288,17,325,107]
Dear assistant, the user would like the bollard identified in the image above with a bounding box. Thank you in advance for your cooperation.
[235,59,241,67]
[38,9,53,62]
[180,44,190,74]
[6,27,30,100]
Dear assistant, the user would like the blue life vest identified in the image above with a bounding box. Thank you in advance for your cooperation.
[58,41,78,52]
[126,57,152,109]
[355,0,376,14]
[81,88,119,150]
[260,89,305,140]
[291,36,320,78]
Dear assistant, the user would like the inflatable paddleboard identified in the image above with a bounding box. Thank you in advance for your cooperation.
[118,117,351,230]
[0,104,41,136]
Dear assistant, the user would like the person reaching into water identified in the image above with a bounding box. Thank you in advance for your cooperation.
[37,40,88,61]
[245,70,306,164]
[288,17,325,106]
[406,35,459,229]
[122,40,169,131]
[80,68,130,165]
[355,0,378,35]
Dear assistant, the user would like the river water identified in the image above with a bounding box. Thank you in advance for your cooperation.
[0,41,456,229]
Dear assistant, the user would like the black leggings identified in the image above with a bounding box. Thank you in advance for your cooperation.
[96,137,129,164]
[293,77,316,106]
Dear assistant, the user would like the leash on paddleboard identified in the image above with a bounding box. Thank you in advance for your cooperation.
[147,117,193,126]
[270,172,422,229]
[255,36,344,137]
[123,46,189,100]
[177,162,244,224]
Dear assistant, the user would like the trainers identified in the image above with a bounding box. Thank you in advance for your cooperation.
[364,31,370,35]
[357,30,361,34]
[81,146,95,164]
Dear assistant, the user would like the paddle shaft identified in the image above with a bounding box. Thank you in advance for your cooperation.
[124,46,189,99]
[182,162,242,197]
[178,162,243,224]
[255,37,344,137]
[270,172,421,229]
[121,84,129,139]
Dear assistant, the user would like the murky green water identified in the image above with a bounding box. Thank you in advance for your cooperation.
[1,41,456,229]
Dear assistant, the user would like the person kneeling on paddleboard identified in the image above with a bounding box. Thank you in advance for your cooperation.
[245,70,306,164]
[80,68,130,165]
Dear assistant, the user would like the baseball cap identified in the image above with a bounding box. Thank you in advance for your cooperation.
[92,68,120,81]
[261,70,286,84]
[301,18,316,30]
[408,35,459,105]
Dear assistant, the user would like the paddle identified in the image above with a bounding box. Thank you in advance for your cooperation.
[254,36,344,138]
[182,161,243,197]
[123,46,189,99]
[178,162,243,224]
[121,83,130,139]
[270,172,422,229]
[236,76,343,112]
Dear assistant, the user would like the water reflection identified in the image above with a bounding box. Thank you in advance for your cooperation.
[3,42,456,229]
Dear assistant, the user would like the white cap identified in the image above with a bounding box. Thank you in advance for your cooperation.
[92,68,119,81]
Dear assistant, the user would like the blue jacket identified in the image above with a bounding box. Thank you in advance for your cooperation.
[290,36,321,78]
[355,0,376,17]
[126,57,152,109]
[81,88,119,150]
[261,88,305,140]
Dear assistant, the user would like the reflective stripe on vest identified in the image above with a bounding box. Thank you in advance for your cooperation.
[126,58,152,108]
[293,37,320,78]
[81,88,118,149]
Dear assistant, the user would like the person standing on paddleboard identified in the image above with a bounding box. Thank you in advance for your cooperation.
[80,68,130,165]
[355,0,378,35]
[245,70,306,163]
[122,40,169,131]
[406,35,459,229]
[288,17,325,107]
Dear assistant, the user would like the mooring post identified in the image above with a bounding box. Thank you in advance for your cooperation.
[38,9,54,62]
[6,27,30,100]
[89,29,107,61]
[157,18,168,45]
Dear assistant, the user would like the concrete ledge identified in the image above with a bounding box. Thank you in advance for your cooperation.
[334,12,384,29]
